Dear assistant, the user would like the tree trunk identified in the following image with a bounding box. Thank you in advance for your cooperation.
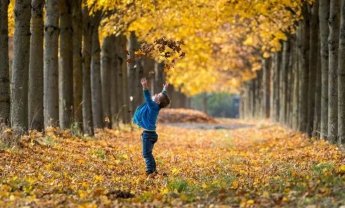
[127,31,137,116]
[118,35,130,123]
[91,17,104,128]
[82,8,94,136]
[0,0,10,125]
[297,8,310,133]
[114,36,124,124]
[44,0,59,128]
[110,36,119,128]
[280,41,290,124]
[59,0,73,129]
[308,2,319,136]
[292,36,300,130]
[72,0,83,130]
[319,0,330,139]
[272,53,280,122]
[101,36,112,128]
[11,0,31,133]
[28,0,44,130]
[328,0,340,142]
[262,58,271,118]
[338,0,345,144]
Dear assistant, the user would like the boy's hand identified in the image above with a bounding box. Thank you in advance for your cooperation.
[163,82,169,90]
[141,78,148,89]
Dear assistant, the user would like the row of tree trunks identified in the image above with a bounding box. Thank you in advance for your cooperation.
[241,0,345,145]
[3,0,188,137]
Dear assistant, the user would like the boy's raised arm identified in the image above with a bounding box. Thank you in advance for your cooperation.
[141,78,156,107]
[162,82,169,94]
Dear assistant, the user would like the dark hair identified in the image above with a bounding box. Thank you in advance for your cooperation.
[159,93,170,108]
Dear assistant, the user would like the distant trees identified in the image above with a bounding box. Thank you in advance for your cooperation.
[241,0,345,145]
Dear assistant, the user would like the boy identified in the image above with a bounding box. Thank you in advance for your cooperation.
[133,78,171,176]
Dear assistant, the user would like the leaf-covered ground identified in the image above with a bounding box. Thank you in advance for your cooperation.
[0,120,344,207]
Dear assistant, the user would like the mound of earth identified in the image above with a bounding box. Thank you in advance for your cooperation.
[158,108,217,123]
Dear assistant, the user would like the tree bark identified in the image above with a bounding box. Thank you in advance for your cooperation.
[114,36,124,124]
[11,0,31,133]
[280,41,290,124]
[59,0,73,129]
[262,58,271,118]
[292,36,300,130]
[338,0,345,144]
[91,16,104,128]
[110,36,119,128]
[319,0,330,139]
[28,0,44,130]
[121,36,130,123]
[82,8,94,136]
[72,0,83,130]
[44,0,59,128]
[272,53,280,122]
[127,31,137,117]
[328,0,340,142]
[297,8,310,133]
[101,36,112,128]
[308,3,319,136]
[0,0,10,125]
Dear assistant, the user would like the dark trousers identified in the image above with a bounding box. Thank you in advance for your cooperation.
[141,131,158,174]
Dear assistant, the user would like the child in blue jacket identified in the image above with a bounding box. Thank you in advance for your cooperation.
[133,78,170,176]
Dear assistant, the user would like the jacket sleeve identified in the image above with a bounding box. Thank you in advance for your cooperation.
[143,89,158,109]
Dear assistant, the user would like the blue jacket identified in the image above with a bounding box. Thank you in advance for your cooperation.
[133,89,161,131]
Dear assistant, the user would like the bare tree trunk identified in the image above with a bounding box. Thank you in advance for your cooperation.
[110,36,118,128]
[59,0,73,129]
[11,0,31,133]
[44,0,59,128]
[114,36,124,124]
[297,7,310,133]
[101,36,112,128]
[72,0,83,130]
[280,41,290,124]
[28,0,44,130]
[262,58,271,118]
[117,35,130,123]
[292,36,300,130]
[308,3,319,136]
[91,17,104,128]
[320,0,330,139]
[0,0,10,125]
[272,53,280,122]
[338,0,345,144]
[82,8,94,136]
[328,0,340,142]
[127,31,137,117]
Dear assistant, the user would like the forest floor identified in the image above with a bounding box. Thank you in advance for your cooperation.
[0,117,345,207]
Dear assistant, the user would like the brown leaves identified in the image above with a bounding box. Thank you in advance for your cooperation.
[0,120,344,207]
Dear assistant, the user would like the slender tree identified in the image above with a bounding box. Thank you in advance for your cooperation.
[90,13,104,128]
[328,0,340,142]
[319,0,330,139]
[11,0,31,133]
[0,0,10,125]
[82,7,94,135]
[101,36,112,128]
[28,0,44,130]
[44,0,60,128]
[307,3,319,136]
[115,36,125,124]
[72,0,83,130]
[59,0,73,129]
[338,0,345,144]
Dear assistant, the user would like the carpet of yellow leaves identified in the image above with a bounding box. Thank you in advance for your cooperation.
[0,120,344,207]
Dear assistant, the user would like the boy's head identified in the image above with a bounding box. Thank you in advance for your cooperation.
[153,92,170,108]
